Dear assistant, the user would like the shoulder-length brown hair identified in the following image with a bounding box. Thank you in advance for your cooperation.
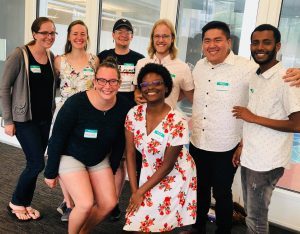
[27,17,55,46]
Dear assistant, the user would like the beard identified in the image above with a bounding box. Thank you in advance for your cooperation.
[251,47,277,65]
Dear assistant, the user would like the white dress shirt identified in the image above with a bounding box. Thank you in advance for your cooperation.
[191,51,257,152]
[241,62,300,171]
[133,54,194,108]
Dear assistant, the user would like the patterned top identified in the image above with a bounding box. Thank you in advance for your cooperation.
[123,104,197,232]
[191,51,257,151]
[241,62,300,171]
[58,53,97,103]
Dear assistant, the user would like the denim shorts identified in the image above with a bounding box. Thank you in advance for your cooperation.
[58,155,110,174]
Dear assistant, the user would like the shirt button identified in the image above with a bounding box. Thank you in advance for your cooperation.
[208,80,211,82]
[202,129,205,131]
[205,105,208,107]
[212,67,214,69]
[206,92,209,95]
[204,117,206,119]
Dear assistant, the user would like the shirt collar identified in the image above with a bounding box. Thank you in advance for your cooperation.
[153,54,172,64]
[204,50,235,67]
[256,62,283,80]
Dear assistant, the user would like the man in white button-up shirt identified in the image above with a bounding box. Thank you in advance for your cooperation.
[189,21,300,234]
[232,24,300,234]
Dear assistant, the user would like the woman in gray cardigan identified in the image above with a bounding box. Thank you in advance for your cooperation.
[0,17,57,221]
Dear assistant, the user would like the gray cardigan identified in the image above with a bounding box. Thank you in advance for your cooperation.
[0,46,56,125]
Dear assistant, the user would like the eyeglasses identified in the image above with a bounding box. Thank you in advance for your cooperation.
[153,34,172,40]
[95,78,120,86]
[114,29,132,36]
[36,31,58,37]
[140,80,164,88]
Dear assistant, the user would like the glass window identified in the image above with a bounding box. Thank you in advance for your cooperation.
[98,0,161,56]
[176,0,248,67]
[38,0,87,55]
[276,0,300,194]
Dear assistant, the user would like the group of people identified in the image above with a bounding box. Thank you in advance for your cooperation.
[1,15,300,234]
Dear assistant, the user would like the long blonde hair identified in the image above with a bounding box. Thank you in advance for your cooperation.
[147,19,178,60]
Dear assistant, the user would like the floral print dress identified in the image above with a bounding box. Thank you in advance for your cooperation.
[123,104,197,232]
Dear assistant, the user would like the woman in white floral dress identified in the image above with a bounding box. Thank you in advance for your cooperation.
[52,20,99,220]
[124,63,197,233]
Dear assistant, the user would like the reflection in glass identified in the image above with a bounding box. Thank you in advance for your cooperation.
[176,0,246,67]
[99,0,161,56]
[38,0,87,55]
[276,0,300,194]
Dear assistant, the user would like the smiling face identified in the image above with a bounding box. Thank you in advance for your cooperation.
[140,72,167,103]
[68,24,88,50]
[113,26,133,49]
[250,30,280,70]
[33,21,56,49]
[202,28,231,65]
[153,24,173,57]
[94,67,120,101]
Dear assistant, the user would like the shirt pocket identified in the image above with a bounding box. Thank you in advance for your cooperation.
[14,102,27,115]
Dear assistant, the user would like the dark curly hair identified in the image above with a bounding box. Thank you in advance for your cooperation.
[137,63,173,98]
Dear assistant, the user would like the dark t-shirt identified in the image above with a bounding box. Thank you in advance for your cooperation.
[26,46,54,121]
[98,49,144,106]
[44,92,131,179]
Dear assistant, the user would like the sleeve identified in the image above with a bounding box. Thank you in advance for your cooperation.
[97,50,108,62]
[0,48,22,125]
[133,59,143,85]
[283,84,300,116]
[124,107,135,133]
[168,113,190,146]
[180,63,194,91]
[44,97,78,179]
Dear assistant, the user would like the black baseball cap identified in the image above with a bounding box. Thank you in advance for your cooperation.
[113,18,133,32]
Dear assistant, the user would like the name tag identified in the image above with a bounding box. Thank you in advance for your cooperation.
[216,81,230,91]
[119,64,135,92]
[30,65,41,73]
[84,129,98,138]
[152,130,165,143]
[83,68,94,76]
[123,63,135,71]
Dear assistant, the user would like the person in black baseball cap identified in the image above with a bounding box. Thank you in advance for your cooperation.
[113,18,133,33]
[97,18,144,222]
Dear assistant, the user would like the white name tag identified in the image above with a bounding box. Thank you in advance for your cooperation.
[84,129,98,138]
[83,68,94,76]
[152,130,165,143]
[119,64,136,92]
[30,65,41,73]
[215,81,230,91]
